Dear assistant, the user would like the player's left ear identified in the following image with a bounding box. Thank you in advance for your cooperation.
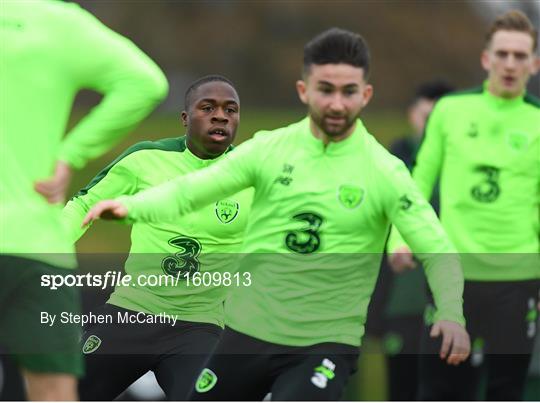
[180,111,189,127]
[296,80,308,104]
[361,84,374,108]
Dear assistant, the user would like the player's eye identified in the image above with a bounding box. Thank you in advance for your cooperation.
[318,87,333,95]
[226,106,238,114]
[201,105,214,112]
[343,88,357,96]
[495,50,508,59]
[514,52,528,61]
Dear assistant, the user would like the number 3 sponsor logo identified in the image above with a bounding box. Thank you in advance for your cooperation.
[471,165,500,203]
[285,212,324,254]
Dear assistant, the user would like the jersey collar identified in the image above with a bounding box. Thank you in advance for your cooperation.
[302,116,366,155]
[483,80,525,109]
[183,137,232,168]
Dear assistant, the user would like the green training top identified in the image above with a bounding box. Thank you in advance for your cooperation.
[116,117,464,347]
[62,137,252,326]
[389,83,540,281]
[0,0,168,268]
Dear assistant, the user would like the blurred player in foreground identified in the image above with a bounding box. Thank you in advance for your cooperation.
[388,9,540,400]
[0,0,167,399]
[62,75,251,400]
[83,28,469,400]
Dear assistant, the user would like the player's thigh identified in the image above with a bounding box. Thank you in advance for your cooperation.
[486,280,540,355]
[190,328,271,401]
[79,306,153,400]
[154,324,221,400]
[0,256,82,377]
[270,349,358,401]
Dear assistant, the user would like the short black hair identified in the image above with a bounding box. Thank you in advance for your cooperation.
[412,80,455,104]
[303,28,371,78]
[184,75,236,110]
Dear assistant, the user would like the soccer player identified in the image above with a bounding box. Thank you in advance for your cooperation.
[62,75,252,400]
[380,80,454,401]
[83,28,470,400]
[0,1,168,400]
[388,10,540,400]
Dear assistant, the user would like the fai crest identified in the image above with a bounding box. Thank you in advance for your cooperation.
[195,368,218,393]
[82,335,101,354]
[215,200,239,224]
[338,185,364,209]
[507,131,529,151]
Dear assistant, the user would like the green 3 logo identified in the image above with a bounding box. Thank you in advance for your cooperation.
[471,165,500,203]
[285,212,323,254]
[161,236,201,278]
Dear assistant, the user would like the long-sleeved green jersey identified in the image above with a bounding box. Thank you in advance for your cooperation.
[63,137,252,326]
[1,0,168,268]
[115,117,464,347]
[389,83,540,281]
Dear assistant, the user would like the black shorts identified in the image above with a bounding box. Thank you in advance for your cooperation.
[79,304,221,400]
[0,255,83,376]
[418,279,540,400]
[190,327,359,401]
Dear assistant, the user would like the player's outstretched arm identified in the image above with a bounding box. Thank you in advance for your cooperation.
[83,138,258,225]
[63,151,139,241]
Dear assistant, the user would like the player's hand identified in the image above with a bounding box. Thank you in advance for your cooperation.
[388,246,417,273]
[34,161,72,204]
[82,200,128,227]
[431,320,470,365]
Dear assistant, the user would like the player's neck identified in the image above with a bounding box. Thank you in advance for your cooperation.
[309,120,355,146]
[186,137,215,160]
[486,81,525,100]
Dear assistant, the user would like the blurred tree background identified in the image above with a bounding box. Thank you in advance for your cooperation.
[66,1,539,399]
[70,0,539,253]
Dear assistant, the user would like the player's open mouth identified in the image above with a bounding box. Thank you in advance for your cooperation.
[208,128,229,141]
[325,116,346,125]
[502,76,516,86]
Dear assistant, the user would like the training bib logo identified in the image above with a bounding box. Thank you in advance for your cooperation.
[82,335,101,354]
[338,185,364,209]
[311,358,336,389]
[215,200,239,224]
[195,368,218,393]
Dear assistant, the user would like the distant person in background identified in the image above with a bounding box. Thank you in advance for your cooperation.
[0,0,167,400]
[381,80,454,401]
[388,9,540,400]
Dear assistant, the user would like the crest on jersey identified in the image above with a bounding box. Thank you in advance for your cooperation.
[215,200,239,224]
[507,131,529,151]
[195,368,218,393]
[338,185,364,209]
[82,335,101,354]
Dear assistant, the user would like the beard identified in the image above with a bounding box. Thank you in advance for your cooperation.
[309,107,359,138]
